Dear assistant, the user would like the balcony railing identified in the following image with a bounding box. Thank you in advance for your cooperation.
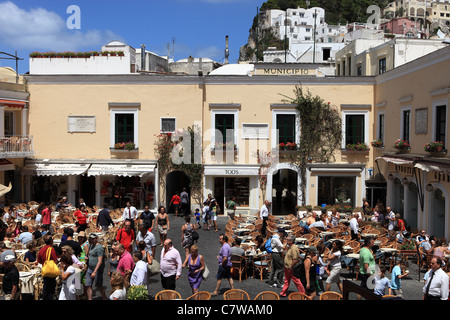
[0,135,34,158]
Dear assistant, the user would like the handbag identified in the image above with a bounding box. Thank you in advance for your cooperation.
[147,259,160,277]
[202,264,210,280]
[192,230,199,241]
[41,247,60,278]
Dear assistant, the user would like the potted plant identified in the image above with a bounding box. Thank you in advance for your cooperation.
[371,139,383,148]
[100,51,109,56]
[394,139,410,150]
[114,141,136,151]
[126,285,149,300]
[117,51,124,56]
[424,141,446,156]
[91,51,99,56]
[109,51,117,56]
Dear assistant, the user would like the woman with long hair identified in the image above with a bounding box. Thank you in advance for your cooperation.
[109,271,127,300]
[156,205,169,246]
[324,240,344,293]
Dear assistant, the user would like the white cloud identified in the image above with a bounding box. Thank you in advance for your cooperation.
[0,1,123,51]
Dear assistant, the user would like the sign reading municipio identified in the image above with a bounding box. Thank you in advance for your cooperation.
[68,115,96,133]
[255,68,317,76]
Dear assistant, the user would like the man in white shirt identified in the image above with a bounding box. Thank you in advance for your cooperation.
[268,232,284,288]
[122,201,138,232]
[260,200,270,238]
[136,223,157,259]
[422,257,449,300]
[349,213,359,240]
[129,251,148,287]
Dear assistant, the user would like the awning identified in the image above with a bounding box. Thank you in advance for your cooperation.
[87,164,155,177]
[0,159,15,171]
[23,163,90,176]
[0,99,26,108]
[414,163,441,172]
[375,156,414,165]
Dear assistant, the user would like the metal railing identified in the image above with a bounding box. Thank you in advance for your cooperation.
[0,135,34,157]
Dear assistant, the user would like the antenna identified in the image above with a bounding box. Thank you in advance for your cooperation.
[225,35,229,64]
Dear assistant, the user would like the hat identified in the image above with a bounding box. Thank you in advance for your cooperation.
[77,231,86,238]
[0,249,16,263]
[89,233,98,239]
[3,240,12,249]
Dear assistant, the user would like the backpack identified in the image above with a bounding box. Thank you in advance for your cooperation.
[292,258,305,279]
[264,237,273,253]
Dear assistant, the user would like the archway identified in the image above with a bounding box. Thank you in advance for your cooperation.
[405,181,418,231]
[430,188,446,239]
[266,162,301,216]
[272,169,297,215]
[392,177,404,215]
[165,171,190,214]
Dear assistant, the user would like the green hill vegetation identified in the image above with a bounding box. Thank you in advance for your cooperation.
[240,0,389,61]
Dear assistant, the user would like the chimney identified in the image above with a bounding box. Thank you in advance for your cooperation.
[141,44,146,71]
[198,57,203,76]
[225,35,229,64]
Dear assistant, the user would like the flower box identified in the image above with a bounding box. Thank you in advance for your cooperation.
[424,141,446,156]
[113,141,136,151]
[345,142,370,152]
[394,139,410,150]
[279,142,298,151]
[371,139,383,148]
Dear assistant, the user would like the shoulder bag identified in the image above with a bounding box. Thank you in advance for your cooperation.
[41,247,60,278]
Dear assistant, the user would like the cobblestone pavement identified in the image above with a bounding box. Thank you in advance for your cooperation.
[88,215,426,300]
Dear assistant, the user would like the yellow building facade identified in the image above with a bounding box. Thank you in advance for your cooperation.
[21,45,450,237]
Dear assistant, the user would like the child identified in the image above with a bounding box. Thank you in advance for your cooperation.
[390,260,408,297]
[194,208,201,229]
[24,241,38,265]
[374,266,391,296]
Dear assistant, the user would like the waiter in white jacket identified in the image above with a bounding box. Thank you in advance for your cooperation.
[260,200,270,238]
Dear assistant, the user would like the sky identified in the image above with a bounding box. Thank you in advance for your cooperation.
[0,0,264,74]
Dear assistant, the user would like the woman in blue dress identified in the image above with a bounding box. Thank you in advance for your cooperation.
[183,245,205,294]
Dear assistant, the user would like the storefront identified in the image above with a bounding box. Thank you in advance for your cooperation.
[23,159,158,209]
[203,165,260,215]
[306,164,367,209]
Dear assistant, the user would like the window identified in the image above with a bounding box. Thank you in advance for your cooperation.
[402,109,411,143]
[378,113,385,143]
[109,105,139,149]
[348,57,351,75]
[435,105,446,146]
[277,114,296,144]
[115,113,134,144]
[4,111,15,136]
[322,48,331,61]
[318,176,356,207]
[379,57,387,74]
[161,117,176,133]
[342,61,346,76]
[357,65,362,76]
[345,114,365,145]
[215,114,235,144]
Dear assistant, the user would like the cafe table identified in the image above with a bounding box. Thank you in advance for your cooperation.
[361,233,378,238]
[295,237,308,244]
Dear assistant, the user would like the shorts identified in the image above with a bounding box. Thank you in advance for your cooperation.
[85,266,105,288]
[211,214,217,221]
[216,265,232,280]
[325,267,341,284]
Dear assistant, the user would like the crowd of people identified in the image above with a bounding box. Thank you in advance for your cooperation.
[0,194,449,300]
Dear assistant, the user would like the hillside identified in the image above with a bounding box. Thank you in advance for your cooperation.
[239,0,389,61]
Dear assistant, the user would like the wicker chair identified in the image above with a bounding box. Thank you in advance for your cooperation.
[288,292,312,300]
[252,254,271,281]
[319,291,343,300]
[155,290,182,300]
[254,291,280,300]
[186,291,211,300]
[231,255,248,282]
[223,289,250,300]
